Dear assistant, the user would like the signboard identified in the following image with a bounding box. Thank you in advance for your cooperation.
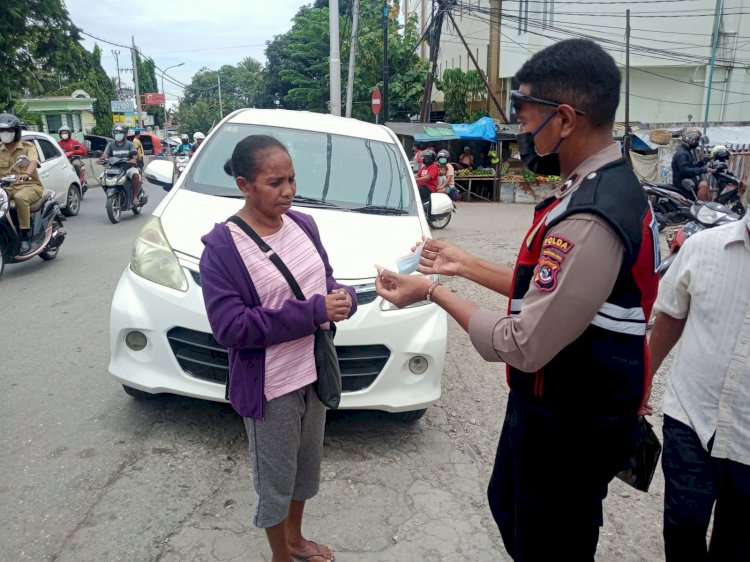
[111,100,135,113]
[371,87,382,116]
[113,113,137,127]
[143,93,165,107]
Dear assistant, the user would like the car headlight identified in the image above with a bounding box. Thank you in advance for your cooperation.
[130,216,188,292]
[380,274,439,311]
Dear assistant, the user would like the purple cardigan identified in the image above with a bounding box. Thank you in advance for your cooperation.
[199,210,357,419]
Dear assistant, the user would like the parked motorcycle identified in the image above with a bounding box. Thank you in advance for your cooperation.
[642,179,697,229]
[708,161,745,217]
[99,157,148,224]
[424,191,456,229]
[0,157,67,280]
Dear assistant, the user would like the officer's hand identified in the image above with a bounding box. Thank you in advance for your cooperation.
[417,237,469,278]
[375,266,432,308]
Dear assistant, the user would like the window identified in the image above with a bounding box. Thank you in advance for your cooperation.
[46,114,63,134]
[37,138,62,162]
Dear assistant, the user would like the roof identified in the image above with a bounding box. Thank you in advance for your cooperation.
[228,109,396,143]
[635,125,750,150]
[386,121,459,141]
[24,97,96,112]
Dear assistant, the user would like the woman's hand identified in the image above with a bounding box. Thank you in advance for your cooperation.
[325,289,352,322]
[415,237,470,277]
[375,267,432,308]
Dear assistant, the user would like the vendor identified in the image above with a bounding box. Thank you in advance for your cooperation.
[458,146,474,169]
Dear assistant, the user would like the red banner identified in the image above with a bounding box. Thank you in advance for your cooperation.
[142,92,165,107]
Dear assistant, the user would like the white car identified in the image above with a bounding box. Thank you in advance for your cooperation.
[22,131,83,217]
[108,109,447,421]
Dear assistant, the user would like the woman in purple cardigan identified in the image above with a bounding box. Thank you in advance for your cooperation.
[200,135,356,562]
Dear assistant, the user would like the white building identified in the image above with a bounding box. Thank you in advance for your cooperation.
[411,0,750,124]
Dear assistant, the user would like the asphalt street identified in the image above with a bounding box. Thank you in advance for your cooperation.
[0,192,669,561]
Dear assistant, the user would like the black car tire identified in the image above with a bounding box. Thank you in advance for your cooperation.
[391,409,427,423]
[61,184,81,217]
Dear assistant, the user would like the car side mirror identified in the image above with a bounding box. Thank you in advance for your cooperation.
[144,159,174,191]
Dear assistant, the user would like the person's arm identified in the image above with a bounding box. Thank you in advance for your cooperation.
[71,142,87,157]
[100,142,112,162]
[19,144,39,178]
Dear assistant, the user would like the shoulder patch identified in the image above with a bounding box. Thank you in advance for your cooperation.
[542,235,574,254]
[533,253,563,292]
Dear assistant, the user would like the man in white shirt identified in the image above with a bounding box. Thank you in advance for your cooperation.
[648,210,750,562]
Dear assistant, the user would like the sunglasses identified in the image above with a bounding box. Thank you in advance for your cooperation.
[510,90,586,116]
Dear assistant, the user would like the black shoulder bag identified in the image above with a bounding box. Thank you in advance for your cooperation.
[227,215,342,409]
[615,416,662,492]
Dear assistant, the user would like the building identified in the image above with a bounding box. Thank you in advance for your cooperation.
[24,90,97,139]
[414,0,750,124]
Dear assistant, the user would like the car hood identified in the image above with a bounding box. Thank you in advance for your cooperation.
[159,189,427,281]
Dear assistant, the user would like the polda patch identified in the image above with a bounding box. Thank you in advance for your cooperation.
[542,235,574,254]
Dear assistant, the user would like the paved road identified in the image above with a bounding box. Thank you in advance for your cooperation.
[0,197,667,561]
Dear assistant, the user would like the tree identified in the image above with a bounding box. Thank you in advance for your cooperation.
[134,50,164,127]
[177,99,216,137]
[68,45,117,135]
[436,68,487,123]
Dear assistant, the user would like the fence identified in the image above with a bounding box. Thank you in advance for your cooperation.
[729,150,750,187]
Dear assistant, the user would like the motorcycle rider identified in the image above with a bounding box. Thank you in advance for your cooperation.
[57,125,87,179]
[0,113,44,255]
[175,133,192,156]
[190,131,205,156]
[672,128,713,201]
[99,124,141,206]
[415,148,439,215]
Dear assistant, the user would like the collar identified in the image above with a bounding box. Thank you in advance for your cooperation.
[555,142,622,198]
[723,220,750,251]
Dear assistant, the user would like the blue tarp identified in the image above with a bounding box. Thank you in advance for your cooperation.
[451,117,497,142]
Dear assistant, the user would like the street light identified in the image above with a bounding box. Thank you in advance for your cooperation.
[160,62,184,152]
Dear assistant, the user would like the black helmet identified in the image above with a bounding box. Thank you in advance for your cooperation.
[710,145,730,162]
[0,113,23,143]
[421,148,437,166]
[437,149,450,165]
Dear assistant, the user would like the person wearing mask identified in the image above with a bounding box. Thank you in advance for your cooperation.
[0,113,44,255]
[672,128,713,201]
[199,135,356,562]
[57,125,87,178]
[175,133,192,156]
[415,148,439,215]
[99,124,141,206]
[646,204,750,562]
[190,131,205,156]
[375,39,659,560]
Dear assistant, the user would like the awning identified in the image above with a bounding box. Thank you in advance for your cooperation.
[451,116,497,142]
[386,122,459,141]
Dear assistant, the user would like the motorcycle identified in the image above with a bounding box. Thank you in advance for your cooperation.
[708,161,745,217]
[175,154,190,177]
[0,157,67,280]
[424,191,456,229]
[99,157,148,224]
[642,179,697,229]
[68,154,88,197]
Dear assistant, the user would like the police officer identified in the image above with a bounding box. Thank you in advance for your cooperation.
[375,39,659,560]
[0,113,44,255]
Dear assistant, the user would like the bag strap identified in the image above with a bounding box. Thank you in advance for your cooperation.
[226,215,306,301]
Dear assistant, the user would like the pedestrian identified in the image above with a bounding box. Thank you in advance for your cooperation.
[375,38,659,561]
[199,135,357,562]
[647,205,750,562]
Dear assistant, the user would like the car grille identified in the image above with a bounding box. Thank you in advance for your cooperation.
[188,269,378,305]
[167,327,390,392]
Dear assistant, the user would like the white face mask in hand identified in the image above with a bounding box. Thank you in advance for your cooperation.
[395,240,426,274]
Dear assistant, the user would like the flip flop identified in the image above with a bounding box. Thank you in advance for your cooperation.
[291,541,335,562]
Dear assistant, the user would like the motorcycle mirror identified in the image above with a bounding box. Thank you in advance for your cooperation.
[15,155,30,168]
[700,135,710,145]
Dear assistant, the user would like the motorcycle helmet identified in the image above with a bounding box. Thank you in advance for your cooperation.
[58,125,71,140]
[112,124,127,142]
[681,128,702,149]
[180,133,189,143]
[193,132,205,143]
[421,148,437,166]
[0,113,23,143]
[437,149,450,165]
[710,145,730,162]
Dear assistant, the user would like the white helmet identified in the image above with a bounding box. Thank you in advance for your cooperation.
[193,132,205,142]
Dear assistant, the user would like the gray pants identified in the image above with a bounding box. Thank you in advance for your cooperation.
[244,384,325,528]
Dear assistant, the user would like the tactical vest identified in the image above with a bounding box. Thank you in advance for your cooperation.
[509,158,659,418]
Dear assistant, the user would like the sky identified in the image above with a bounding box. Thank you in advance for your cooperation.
[66,0,310,105]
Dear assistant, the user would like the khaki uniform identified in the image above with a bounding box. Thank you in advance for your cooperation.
[0,141,44,229]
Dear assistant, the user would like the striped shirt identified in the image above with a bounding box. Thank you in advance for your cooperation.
[655,220,750,465]
[228,217,327,401]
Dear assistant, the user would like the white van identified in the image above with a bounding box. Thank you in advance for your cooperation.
[108,109,447,421]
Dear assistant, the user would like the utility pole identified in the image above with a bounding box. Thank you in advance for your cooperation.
[420,0,448,122]
[447,12,508,122]
[345,0,361,118]
[329,0,342,116]
[703,0,724,132]
[420,0,427,59]
[383,0,389,123]
[487,0,502,119]
[131,37,143,128]
[217,73,224,119]
[625,9,632,160]
[112,50,122,100]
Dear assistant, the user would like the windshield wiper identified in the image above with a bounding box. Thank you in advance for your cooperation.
[350,205,409,215]
[216,193,245,199]
[293,196,339,207]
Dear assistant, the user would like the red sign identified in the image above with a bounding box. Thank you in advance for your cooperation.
[371,87,382,116]
[143,92,165,107]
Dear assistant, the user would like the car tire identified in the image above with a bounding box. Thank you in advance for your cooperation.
[391,409,427,423]
[61,184,81,217]
[122,384,154,400]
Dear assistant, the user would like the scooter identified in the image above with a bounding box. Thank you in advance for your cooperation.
[175,154,190,177]
[0,157,67,280]
[99,157,148,224]
[641,179,698,229]
[424,191,456,229]
[68,154,88,197]
[709,162,745,217]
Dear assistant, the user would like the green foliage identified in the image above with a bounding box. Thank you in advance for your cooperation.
[177,99,216,137]
[67,45,117,135]
[436,68,488,123]
[134,50,164,126]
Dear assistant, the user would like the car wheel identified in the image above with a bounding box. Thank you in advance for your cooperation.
[391,409,427,423]
[61,184,81,217]
[122,384,154,400]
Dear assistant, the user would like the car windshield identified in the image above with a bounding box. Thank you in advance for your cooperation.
[182,122,416,213]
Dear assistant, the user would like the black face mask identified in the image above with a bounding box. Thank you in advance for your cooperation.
[516,110,563,176]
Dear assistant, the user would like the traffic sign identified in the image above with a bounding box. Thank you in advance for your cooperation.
[371,87,382,116]
[111,100,135,113]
